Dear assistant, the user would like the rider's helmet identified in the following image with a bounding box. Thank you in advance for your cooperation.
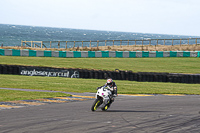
[107,78,113,87]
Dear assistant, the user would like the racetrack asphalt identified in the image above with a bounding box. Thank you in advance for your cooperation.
[0,88,200,132]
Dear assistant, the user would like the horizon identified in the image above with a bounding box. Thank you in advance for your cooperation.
[1,23,199,38]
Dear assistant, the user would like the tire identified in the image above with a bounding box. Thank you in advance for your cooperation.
[101,101,112,111]
[91,99,102,111]
[101,105,108,111]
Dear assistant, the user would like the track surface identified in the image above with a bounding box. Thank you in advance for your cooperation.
[0,94,200,133]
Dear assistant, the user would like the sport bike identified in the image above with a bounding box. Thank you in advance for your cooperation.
[91,86,113,111]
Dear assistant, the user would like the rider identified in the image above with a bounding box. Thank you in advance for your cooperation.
[97,78,118,102]
[105,78,118,98]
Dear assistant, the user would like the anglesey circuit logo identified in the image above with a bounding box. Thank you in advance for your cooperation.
[20,69,79,78]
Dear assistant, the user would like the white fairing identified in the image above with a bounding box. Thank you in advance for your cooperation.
[96,86,112,105]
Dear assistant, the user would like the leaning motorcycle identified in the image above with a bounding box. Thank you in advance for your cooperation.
[91,86,113,111]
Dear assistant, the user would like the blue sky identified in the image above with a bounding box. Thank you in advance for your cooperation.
[0,0,200,36]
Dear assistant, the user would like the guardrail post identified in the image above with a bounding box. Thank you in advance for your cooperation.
[188,39,189,45]
[127,40,129,46]
[58,41,60,48]
[50,41,52,48]
[196,38,197,46]
[82,41,83,47]
[164,39,165,46]
[120,40,122,46]
[180,39,182,46]
[149,40,151,46]
[172,39,174,46]
[105,40,107,46]
[31,41,33,47]
[157,39,158,46]
[142,40,144,51]
[66,41,67,49]
[113,40,114,46]
[90,40,91,47]
[97,40,99,48]
[41,41,43,48]
[21,40,23,47]
[73,41,75,48]
[135,39,136,46]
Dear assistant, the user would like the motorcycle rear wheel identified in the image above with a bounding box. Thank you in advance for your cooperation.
[101,101,111,111]
[101,105,108,111]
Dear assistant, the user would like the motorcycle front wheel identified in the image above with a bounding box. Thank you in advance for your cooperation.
[91,98,102,111]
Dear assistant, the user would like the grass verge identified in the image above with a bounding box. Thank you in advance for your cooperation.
[0,75,200,96]
[0,89,71,102]
[0,56,199,102]
[0,56,200,73]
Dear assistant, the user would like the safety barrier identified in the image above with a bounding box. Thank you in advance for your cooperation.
[0,49,200,58]
[0,64,199,84]
[21,38,200,49]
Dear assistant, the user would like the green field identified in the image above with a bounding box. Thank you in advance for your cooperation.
[0,74,200,95]
[0,56,200,73]
[0,56,200,102]
[0,89,70,102]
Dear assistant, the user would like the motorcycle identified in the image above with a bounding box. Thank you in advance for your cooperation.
[91,86,113,111]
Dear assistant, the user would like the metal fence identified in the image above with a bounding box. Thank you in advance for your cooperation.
[21,38,200,49]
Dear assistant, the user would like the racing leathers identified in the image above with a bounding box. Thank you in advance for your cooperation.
[105,81,117,98]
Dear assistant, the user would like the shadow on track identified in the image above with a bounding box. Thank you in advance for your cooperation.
[96,110,161,113]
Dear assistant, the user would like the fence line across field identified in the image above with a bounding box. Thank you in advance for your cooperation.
[21,38,200,49]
